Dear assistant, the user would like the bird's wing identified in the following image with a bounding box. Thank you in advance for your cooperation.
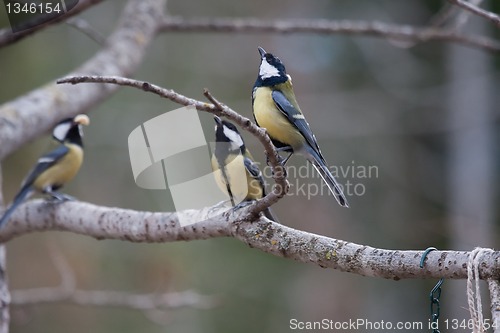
[271,90,322,155]
[272,91,349,208]
[243,156,266,194]
[21,145,70,188]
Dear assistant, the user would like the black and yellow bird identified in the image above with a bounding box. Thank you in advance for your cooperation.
[252,47,349,207]
[211,116,277,221]
[0,114,90,227]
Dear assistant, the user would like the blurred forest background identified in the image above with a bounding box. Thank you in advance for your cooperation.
[0,0,499,332]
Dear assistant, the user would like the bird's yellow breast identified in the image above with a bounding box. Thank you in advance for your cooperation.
[211,153,263,202]
[253,86,305,149]
[34,144,84,191]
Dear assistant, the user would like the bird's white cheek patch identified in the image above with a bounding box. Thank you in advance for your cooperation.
[223,127,244,148]
[259,59,280,79]
[53,123,71,142]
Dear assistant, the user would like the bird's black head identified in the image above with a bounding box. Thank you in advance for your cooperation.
[254,46,289,87]
[52,114,89,147]
[214,116,245,153]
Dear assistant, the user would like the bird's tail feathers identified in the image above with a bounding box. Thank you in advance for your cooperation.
[305,148,349,208]
[0,185,33,228]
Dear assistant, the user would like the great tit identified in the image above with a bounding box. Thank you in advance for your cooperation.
[211,116,278,221]
[0,114,90,227]
[252,47,349,207]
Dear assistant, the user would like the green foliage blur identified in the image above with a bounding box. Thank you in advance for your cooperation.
[0,1,498,332]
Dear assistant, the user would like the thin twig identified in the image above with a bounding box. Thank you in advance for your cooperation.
[159,17,500,53]
[12,288,216,310]
[454,0,484,30]
[56,75,289,216]
[429,3,460,27]
[0,0,105,48]
[448,0,500,28]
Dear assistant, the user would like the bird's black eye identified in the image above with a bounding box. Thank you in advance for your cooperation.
[267,54,283,68]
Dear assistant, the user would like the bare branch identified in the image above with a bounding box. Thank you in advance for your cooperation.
[428,3,460,27]
[11,243,217,311]
[448,0,500,28]
[0,0,105,48]
[1,199,499,281]
[56,75,289,215]
[0,0,166,160]
[160,17,500,52]
[12,287,215,310]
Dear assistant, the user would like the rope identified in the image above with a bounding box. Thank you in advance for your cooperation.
[467,247,494,333]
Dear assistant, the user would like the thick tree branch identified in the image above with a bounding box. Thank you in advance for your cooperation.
[160,17,500,52]
[0,0,165,160]
[0,0,105,48]
[0,200,499,281]
[489,279,500,333]
[448,0,500,28]
[56,75,289,215]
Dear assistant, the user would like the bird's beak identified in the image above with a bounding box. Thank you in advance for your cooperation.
[258,46,266,58]
[214,116,222,127]
[74,114,90,126]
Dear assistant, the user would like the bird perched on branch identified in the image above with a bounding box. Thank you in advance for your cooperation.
[252,46,349,207]
[0,114,90,227]
[211,116,278,221]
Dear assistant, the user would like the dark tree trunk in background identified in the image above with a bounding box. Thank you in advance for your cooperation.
[446,16,496,320]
